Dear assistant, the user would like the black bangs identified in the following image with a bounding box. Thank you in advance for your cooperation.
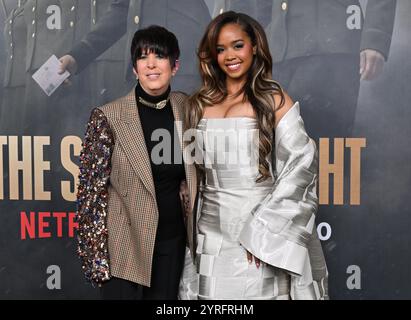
[131,25,180,67]
[134,41,170,59]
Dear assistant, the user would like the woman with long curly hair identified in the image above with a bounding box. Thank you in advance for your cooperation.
[180,11,328,300]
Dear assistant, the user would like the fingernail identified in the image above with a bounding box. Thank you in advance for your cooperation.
[248,259,252,264]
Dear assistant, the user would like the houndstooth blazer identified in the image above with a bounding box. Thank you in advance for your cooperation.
[76,88,197,287]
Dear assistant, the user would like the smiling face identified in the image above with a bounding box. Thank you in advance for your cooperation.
[133,50,179,96]
[216,23,256,85]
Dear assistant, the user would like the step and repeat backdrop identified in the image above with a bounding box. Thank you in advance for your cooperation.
[0,0,410,299]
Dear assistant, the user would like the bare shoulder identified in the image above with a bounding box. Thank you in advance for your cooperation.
[273,91,295,128]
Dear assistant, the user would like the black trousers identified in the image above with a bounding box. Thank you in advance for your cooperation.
[274,53,361,141]
[99,234,186,300]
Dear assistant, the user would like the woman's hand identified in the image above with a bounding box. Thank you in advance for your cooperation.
[179,180,190,218]
[246,250,262,269]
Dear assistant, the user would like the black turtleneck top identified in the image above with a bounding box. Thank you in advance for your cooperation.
[135,83,186,242]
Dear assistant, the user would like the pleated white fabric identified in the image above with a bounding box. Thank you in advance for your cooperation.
[179,103,328,300]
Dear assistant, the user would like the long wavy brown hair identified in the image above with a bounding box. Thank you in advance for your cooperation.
[186,11,285,182]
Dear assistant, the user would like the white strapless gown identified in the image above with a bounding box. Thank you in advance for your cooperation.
[181,117,291,300]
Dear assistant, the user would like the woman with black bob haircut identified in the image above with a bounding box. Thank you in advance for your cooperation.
[76,25,197,300]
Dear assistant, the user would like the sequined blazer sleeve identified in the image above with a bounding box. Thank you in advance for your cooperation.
[76,108,114,285]
[239,102,319,277]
